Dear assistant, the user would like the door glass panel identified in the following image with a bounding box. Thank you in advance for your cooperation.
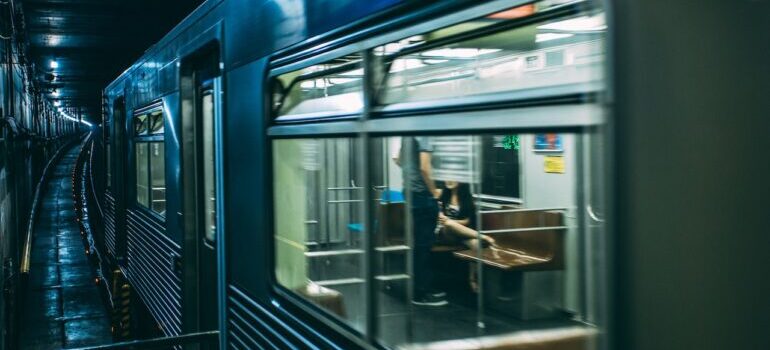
[202,91,216,242]
[136,142,149,207]
[272,137,366,333]
[372,132,592,348]
[150,142,166,216]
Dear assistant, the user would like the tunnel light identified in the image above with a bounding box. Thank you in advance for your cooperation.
[50,59,59,69]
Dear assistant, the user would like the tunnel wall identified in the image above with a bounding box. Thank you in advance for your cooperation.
[0,28,83,350]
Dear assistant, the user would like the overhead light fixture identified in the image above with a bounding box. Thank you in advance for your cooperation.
[50,59,59,69]
[535,33,574,43]
[54,101,61,107]
[52,89,60,97]
[537,14,607,32]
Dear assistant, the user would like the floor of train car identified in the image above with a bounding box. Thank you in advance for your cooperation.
[377,290,580,345]
[310,241,579,345]
[20,146,113,349]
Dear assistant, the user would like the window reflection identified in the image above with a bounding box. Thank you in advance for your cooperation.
[133,108,166,216]
[273,137,366,332]
[272,133,591,346]
[136,142,149,207]
[150,142,166,216]
[202,91,217,242]
[377,11,606,105]
[273,54,364,120]
[372,133,581,347]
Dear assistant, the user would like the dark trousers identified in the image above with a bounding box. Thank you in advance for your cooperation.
[410,193,438,297]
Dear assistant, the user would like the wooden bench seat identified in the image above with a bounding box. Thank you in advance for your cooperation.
[295,282,346,318]
[452,210,565,271]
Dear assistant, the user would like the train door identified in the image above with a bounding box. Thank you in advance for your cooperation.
[112,96,128,260]
[180,47,222,338]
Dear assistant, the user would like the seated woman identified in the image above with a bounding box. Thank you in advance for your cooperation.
[436,180,496,292]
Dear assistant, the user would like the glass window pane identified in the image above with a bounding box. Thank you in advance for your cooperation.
[134,114,148,135]
[273,54,363,121]
[150,142,166,216]
[149,111,164,134]
[372,132,597,348]
[136,142,149,207]
[273,137,366,333]
[377,10,606,105]
[202,92,216,242]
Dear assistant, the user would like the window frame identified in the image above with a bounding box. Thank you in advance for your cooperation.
[132,102,167,220]
[265,0,607,347]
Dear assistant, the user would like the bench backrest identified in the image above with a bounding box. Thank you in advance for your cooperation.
[481,210,565,267]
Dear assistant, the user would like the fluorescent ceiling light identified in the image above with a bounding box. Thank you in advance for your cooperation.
[50,59,59,69]
[537,14,607,32]
[535,33,574,43]
[52,89,60,97]
[421,48,500,58]
[54,101,61,107]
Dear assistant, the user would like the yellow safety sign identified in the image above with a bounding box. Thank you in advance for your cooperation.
[544,156,565,174]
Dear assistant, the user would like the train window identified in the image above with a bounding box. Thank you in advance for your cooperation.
[149,111,164,134]
[201,90,216,242]
[150,142,166,216]
[373,133,587,347]
[268,1,605,348]
[272,137,367,333]
[272,54,363,121]
[135,142,149,207]
[133,107,166,217]
[375,8,605,106]
[134,114,149,135]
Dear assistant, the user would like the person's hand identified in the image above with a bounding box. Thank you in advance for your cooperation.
[482,235,496,247]
[438,213,448,225]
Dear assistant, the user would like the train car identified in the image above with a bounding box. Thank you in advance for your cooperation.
[97,0,770,349]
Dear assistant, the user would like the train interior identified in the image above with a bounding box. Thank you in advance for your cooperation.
[270,4,605,347]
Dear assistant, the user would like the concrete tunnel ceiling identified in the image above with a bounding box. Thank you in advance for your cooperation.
[21,0,206,124]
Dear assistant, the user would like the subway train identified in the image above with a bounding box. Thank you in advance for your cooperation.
[84,0,770,349]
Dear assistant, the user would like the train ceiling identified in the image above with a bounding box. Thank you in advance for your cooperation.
[20,0,206,123]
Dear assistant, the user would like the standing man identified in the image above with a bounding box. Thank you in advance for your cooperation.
[396,136,447,306]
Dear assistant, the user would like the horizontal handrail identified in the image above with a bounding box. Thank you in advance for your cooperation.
[480,225,569,235]
[21,136,80,275]
[480,207,568,214]
[66,330,219,350]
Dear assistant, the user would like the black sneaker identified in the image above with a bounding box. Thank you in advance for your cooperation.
[412,294,448,306]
